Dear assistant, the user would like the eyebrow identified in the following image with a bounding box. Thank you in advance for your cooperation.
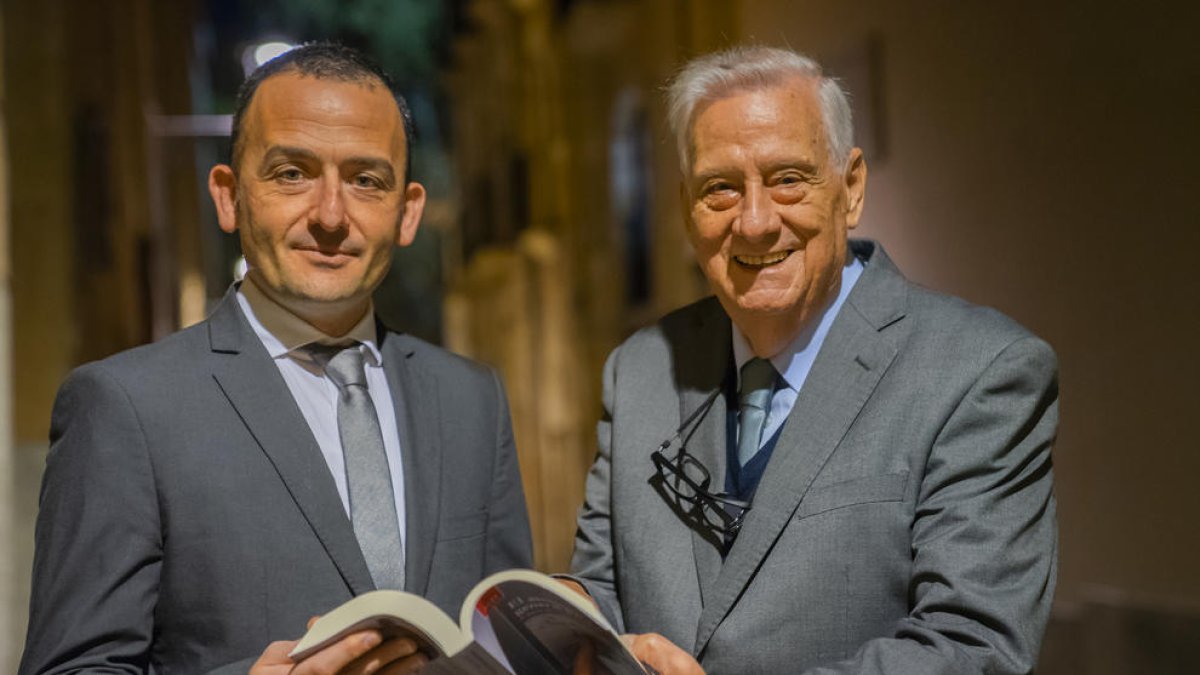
[256,145,398,187]
[691,166,742,188]
[256,145,319,175]
[762,159,820,176]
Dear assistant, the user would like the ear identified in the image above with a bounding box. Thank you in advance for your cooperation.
[842,148,867,229]
[209,164,239,234]
[395,181,427,248]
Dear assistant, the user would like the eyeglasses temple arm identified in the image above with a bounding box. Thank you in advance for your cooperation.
[673,387,722,440]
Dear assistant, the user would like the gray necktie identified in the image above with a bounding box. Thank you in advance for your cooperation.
[737,357,777,467]
[319,345,406,591]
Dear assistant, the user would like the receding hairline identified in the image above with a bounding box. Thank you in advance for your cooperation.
[233,70,409,173]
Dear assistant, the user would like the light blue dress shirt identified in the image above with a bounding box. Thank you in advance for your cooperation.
[236,276,407,546]
[731,254,865,448]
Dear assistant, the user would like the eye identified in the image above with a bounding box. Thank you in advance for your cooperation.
[769,172,811,204]
[351,173,384,190]
[699,180,740,210]
[773,172,806,187]
[274,167,305,183]
[703,180,736,196]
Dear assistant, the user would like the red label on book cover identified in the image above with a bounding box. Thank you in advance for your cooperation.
[476,587,503,616]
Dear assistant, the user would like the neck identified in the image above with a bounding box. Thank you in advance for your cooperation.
[736,314,809,359]
[729,280,845,359]
[291,302,370,338]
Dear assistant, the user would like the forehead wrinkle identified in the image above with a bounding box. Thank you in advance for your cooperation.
[243,73,405,156]
[259,144,319,162]
[268,102,406,158]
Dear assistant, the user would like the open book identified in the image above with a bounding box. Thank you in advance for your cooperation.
[290,569,648,675]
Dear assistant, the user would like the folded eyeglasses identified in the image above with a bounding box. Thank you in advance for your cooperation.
[650,388,751,538]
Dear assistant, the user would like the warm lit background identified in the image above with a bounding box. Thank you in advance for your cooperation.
[2,1,1197,673]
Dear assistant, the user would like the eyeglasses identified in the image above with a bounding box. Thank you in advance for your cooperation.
[649,389,751,538]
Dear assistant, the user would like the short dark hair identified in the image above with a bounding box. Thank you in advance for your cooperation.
[229,41,416,181]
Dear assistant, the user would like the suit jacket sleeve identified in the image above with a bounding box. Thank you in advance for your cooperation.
[483,368,535,572]
[569,347,625,632]
[20,364,163,675]
[804,336,1059,675]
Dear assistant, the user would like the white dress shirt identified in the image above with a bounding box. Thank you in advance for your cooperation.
[236,276,407,546]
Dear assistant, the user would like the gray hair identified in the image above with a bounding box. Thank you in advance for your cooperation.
[666,46,855,176]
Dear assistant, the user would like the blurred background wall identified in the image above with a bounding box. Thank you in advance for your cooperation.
[2,0,1197,672]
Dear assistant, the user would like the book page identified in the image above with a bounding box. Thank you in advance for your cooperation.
[290,590,469,661]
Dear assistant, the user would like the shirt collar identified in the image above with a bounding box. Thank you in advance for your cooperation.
[732,253,865,392]
[236,274,383,366]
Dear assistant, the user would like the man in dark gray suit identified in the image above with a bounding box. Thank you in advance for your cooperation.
[570,46,1058,674]
[21,44,532,675]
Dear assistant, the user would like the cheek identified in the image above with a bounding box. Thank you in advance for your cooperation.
[692,236,730,276]
[780,205,830,238]
[688,212,732,250]
[249,189,312,223]
[348,197,403,230]
[795,240,845,289]
[244,224,289,263]
[362,224,405,256]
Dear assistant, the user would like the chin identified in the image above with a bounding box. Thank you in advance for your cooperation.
[731,285,805,312]
[715,293,798,321]
[305,288,366,305]
[276,279,360,305]
[736,301,801,318]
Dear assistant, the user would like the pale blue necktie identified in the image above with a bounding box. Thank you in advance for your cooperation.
[737,357,777,467]
[318,344,406,591]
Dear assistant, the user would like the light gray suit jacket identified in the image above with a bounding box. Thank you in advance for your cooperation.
[571,241,1058,674]
[20,289,533,675]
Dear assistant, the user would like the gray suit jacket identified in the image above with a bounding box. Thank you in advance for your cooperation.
[20,289,533,675]
[571,241,1058,674]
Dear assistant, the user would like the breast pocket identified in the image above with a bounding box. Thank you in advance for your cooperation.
[795,472,909,520]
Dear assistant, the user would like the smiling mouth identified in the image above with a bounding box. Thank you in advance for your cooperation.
[297,246,358,258]
[734,250,791,268]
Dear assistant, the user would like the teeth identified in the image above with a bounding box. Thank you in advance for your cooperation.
[735,251,790,267]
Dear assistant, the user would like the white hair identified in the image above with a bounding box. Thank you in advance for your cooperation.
[666,46,855,176]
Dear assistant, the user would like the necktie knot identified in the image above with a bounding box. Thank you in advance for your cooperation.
[308,343,368,390]
[739,357,776,409]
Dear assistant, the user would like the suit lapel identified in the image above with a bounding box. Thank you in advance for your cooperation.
[207,290,375,596]
[380,330,443,596]
[674,303,732,609]
[692,242,908,654]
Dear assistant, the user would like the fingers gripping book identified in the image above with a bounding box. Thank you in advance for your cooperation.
[290,569,649,675]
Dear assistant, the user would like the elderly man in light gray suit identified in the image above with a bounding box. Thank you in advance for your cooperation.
[569,46,1058,674]
[20,44,531,675]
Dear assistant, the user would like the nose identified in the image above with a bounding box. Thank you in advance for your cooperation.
[311,170,345,231]
[734,180,779,241]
